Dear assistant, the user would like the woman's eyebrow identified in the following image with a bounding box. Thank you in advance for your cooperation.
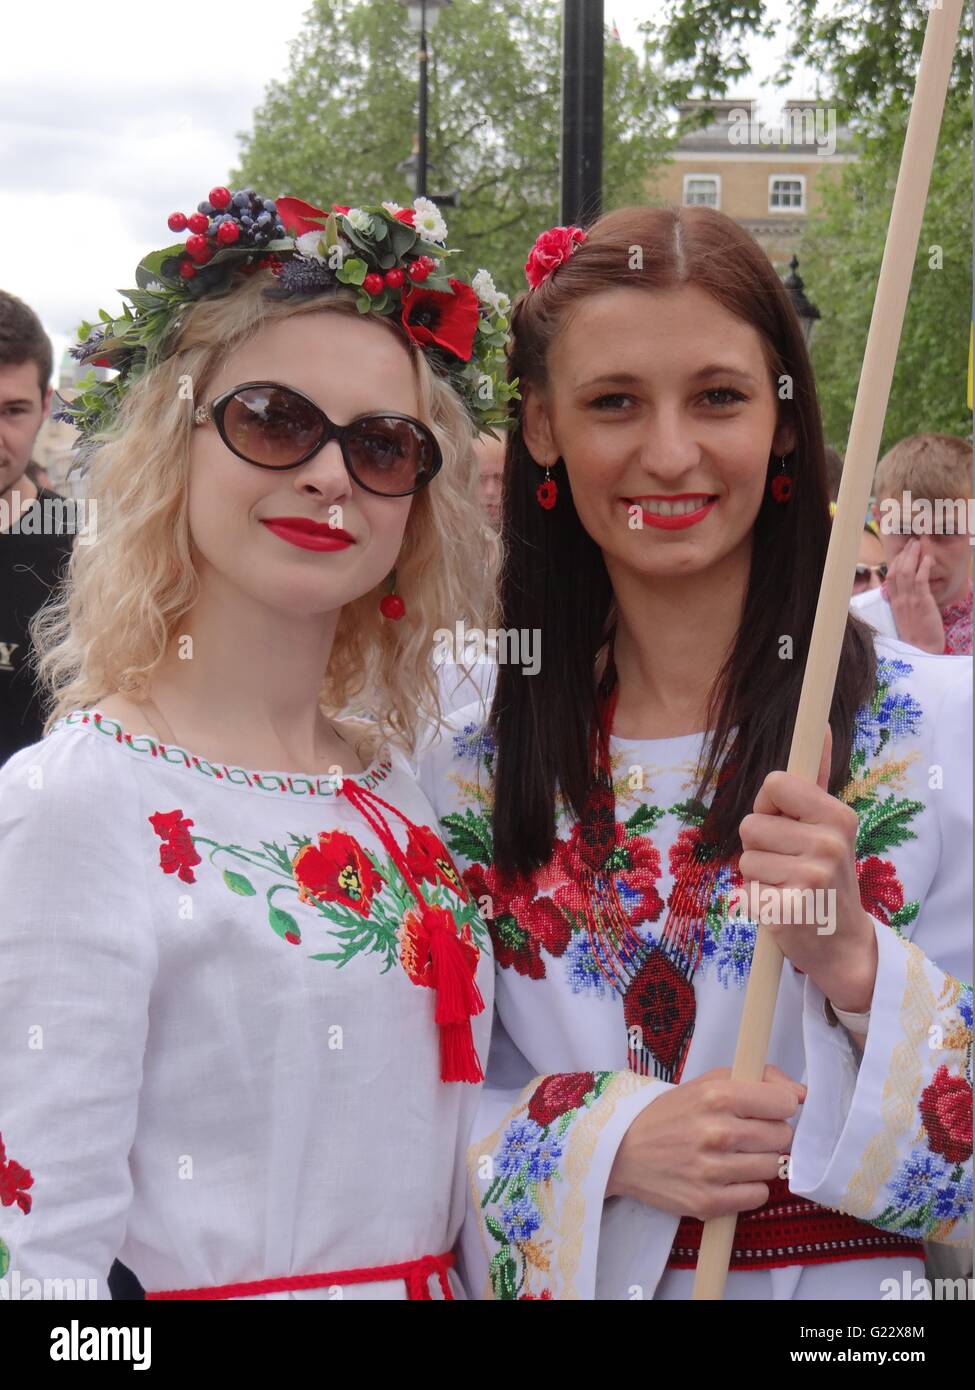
[574,364,759,392]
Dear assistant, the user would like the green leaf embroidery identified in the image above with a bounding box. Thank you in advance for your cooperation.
[440,807,493,865]
[223,869,256,896]
[855,793,925,859]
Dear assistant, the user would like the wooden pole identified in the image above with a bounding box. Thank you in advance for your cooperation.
[692,0,965,1300]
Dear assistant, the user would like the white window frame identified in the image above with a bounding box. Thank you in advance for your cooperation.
[768,174,806,213]
[683,173,721,209]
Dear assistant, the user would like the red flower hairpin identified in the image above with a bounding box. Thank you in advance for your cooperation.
[524,225,588,290]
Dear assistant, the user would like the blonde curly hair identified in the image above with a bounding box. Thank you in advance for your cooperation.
[31,274,498,753]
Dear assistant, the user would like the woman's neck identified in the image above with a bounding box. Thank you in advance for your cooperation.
[143,565,355,772]
[606,544,749,739]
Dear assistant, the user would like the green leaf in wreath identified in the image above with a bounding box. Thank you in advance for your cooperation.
[336,256,368,286]
[223,869,256,896]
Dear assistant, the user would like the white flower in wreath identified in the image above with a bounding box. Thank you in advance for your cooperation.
[346,207,374,234]
[471,268,510,317]
[381,200,404,216]
[295,231,328,262]
[144,280,166,293]
[412,196,448,244]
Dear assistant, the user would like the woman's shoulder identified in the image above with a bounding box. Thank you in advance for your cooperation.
[868,630,971,727]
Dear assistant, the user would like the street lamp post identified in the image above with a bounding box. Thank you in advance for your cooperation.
[783,255,821,346]
[398,1,452,202]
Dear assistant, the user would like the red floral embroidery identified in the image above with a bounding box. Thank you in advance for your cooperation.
[668,825,732,912]
[555,820,665,926]
[292,830,384,917]
[920,1065,973,1166]
[398,903,478,990]
[405,825,465,897]
[467,856,573,978]
[527,1073,596,1127]
[148,809,202,885]
[856,855,904,924]
[0,1134,33,1216]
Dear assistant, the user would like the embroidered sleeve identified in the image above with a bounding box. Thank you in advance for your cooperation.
[458,1022,670,1300]
[791,658,973,1243]
[0,738,157,1298]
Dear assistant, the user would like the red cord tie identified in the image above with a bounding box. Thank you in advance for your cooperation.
[338,778,484,1084]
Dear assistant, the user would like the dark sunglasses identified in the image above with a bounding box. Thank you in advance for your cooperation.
[193,381,443,497]
[854,562,887,583]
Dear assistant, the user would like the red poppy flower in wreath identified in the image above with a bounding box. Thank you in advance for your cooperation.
[405,824,465,897]
[555,820,665,928]
[524,225,587,290]
[527,1072,596,1127]
[148,809,202,885]
[400,279,480,361]
[292,830,385,917]
[919,1065,973,1166]
[275,196,330,236]
[0,1133,33,1216]
[856,856,904,925]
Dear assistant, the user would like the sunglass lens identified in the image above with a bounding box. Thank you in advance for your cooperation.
[223,386,322,466]
[346,416,438,494]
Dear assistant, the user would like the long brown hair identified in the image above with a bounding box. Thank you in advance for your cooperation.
[492,204,876,873]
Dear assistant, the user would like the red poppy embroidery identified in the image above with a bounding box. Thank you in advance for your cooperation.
[292,829,385,917]
[920,1065,973,1166]
[0,1133,34,1216]
[556,820,665,927]
[527,1073,596,1127]
[148,810,202,885]
[856,855,905,924]
[405,824,465,897]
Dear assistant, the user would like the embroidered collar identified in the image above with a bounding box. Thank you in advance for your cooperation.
[50,709,394,799]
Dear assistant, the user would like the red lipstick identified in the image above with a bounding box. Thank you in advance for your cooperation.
[626,494,718,531]
[261,516,356,552]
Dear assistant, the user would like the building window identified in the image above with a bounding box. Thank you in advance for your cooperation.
[769,176,805,212]
[683,174,720,208]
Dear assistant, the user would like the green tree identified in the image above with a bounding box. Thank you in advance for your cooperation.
[232,0,671,297]
[641,0,973,447]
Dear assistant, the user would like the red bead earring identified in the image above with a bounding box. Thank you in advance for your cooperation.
[770,455,793,503]
[536,460,559,510]
[379,573,406,620]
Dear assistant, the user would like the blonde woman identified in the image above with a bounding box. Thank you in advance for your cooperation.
[0,190,509,1300]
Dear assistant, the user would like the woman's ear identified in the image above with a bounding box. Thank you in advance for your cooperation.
[521,384,557,470]
[772,415,797,459]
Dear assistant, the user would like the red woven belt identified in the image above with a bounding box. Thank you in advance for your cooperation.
[145,1250,455,1300]
[667,1178,926,1271]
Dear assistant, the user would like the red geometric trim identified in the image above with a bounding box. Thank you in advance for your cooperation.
[666,1178,925,1271]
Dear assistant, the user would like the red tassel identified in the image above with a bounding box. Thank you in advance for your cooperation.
[424,907,485,1083]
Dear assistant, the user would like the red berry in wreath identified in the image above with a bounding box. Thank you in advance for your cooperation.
[185,233,209,260]
[383,268,405,289]
[216,221,240,245]
[770,473,793,503]
[536,477,558,510]
[209,186,232,210]
[408,257,433,282]
[187,212,209,234]
[178,260,197,279]
[379,593,406,621]
[167,212,188,232]
[362,272,385,295]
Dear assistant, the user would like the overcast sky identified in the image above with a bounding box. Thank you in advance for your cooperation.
[1,1,808,376]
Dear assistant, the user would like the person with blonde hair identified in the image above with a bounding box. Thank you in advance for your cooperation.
[0,188,514,1300]
[853,433,973,654]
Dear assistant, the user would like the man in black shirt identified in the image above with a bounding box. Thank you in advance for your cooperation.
[0,291,76,766]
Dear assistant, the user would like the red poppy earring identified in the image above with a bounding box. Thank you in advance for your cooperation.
[770,455,793,503]
[379,572,406,620]
[536,459,559,510]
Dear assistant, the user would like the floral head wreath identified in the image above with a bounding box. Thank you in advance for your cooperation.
[524,224,588,290]
[57,185,518,468]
